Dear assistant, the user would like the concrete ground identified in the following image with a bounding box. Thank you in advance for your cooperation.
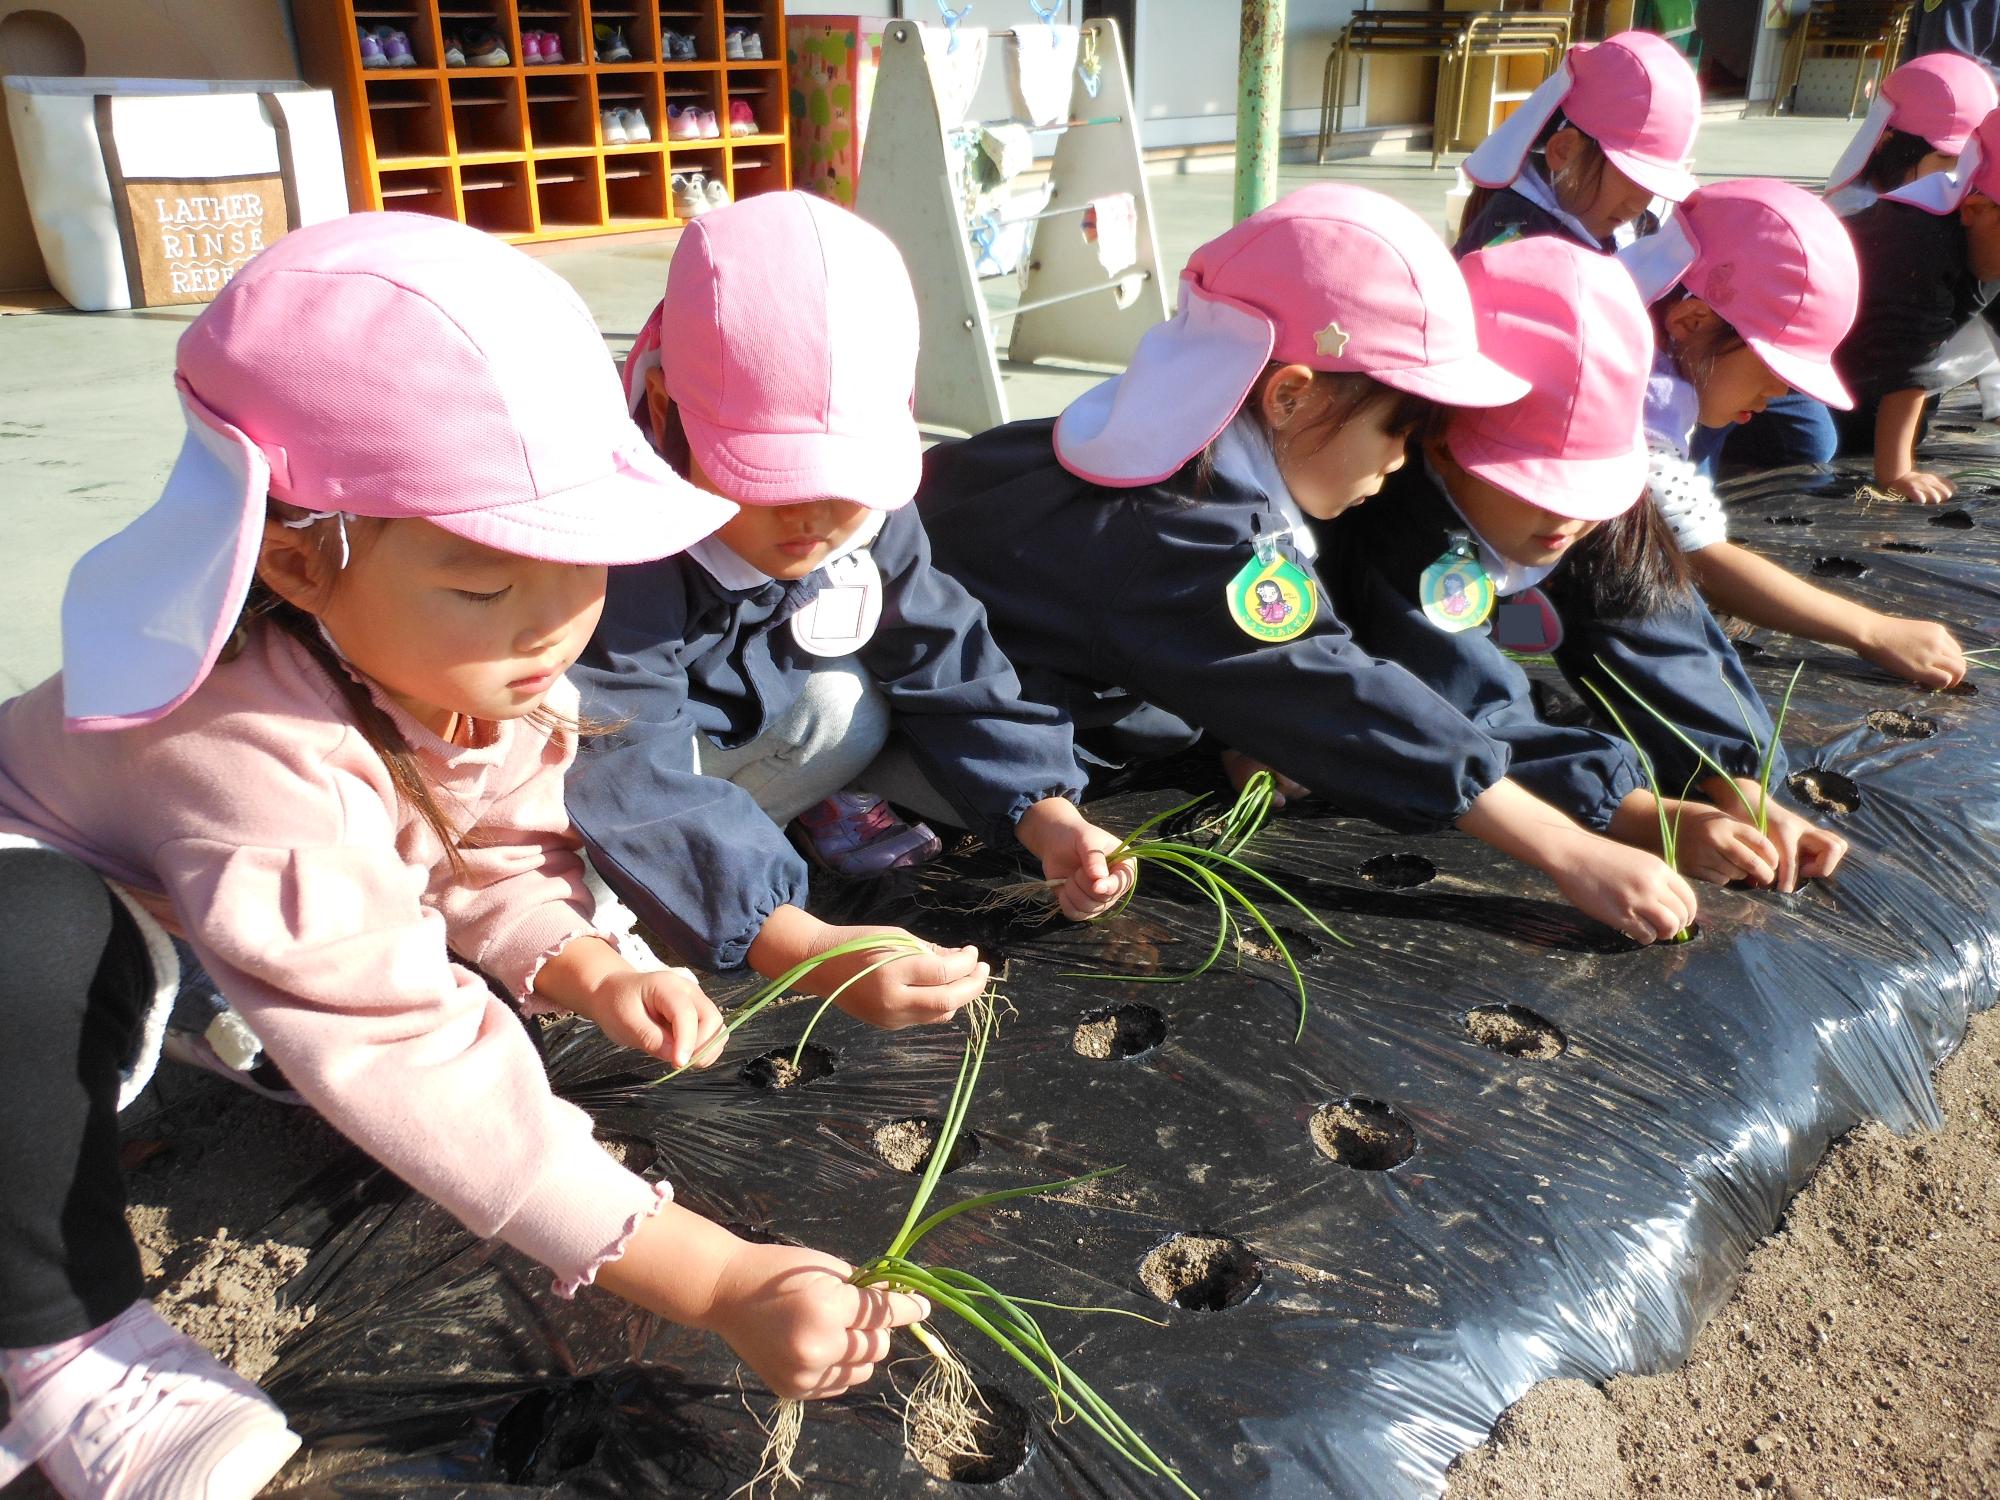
[0,113,1861,695]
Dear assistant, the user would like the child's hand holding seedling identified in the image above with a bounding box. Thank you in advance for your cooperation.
[1854,615,1967,689]
[1014,796,1136,920]
[535,937,728,1068]
[1665,802,1780,886]
[1542,831,1700,946]
[1704,775,1849,891]
[1219,748,1312,807]
[748,909,989,1031]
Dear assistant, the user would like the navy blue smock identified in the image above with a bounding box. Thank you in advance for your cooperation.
[566,502,1086,970]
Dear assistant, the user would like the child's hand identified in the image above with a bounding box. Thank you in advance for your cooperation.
[1881,469,1955,504]
[1219,748,1311,807]
[577,967,728,1068]
[1712,777,1849,891]
[1013,797,1137,920]
[806,924,989,1029]
[1547,833,1699,944]
[702,1240,930,1400]
[1856,614,1967,688]
[1670,803,1780,886]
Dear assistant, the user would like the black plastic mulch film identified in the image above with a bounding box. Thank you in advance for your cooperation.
[261,417,2000,1500]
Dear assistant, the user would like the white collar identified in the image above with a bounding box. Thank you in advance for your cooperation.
[1512,161,1647,252]
[1643,350,1701,456]
[1426,454,1560,596]
[687,508,890,591]
[1208,413,1318,560]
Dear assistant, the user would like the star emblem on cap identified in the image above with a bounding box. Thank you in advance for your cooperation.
[1315,321,1351,359]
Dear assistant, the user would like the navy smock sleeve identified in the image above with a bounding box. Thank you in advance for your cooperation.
[1547,580,1785,797]
[1088,498,1511,834]
[565,561,809,972]
[857,505,1087,840]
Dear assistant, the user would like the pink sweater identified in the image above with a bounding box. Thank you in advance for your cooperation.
[0,626,665,1293]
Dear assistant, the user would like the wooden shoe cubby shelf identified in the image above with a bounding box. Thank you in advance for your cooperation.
[298,0,791,242]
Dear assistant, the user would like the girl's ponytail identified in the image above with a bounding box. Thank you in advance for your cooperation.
[1567,496,1693,617]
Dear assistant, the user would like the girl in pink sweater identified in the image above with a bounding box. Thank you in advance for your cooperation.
[0,214,930,1500]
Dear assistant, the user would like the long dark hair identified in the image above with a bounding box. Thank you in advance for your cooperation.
[1860,126,1942,194]
[1566,495,1694,616]
[1192,367,1433,495]
[1460,114,1610,242]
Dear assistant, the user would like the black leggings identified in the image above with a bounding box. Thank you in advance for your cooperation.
[0,847,151,1347]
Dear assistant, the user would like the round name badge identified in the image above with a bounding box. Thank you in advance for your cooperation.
[791,548,884,657]
[1226,552,1317,644]
[1420,545,1496,634]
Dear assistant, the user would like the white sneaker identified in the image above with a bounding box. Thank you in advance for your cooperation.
[0,1303,300,1500]
[704,175,731,212]
[725,27,745,60]
[619,107,652,143]
[673,172,708,219]
[600,108,630,145]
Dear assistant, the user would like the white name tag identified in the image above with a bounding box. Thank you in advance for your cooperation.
[791,549,884,657]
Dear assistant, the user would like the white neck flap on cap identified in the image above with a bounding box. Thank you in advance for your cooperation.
[60,389,271,731]
[1616,209,1700,306]
[1053,286,1277,487]
[1824,92,1898,194]
[1463,52,1577,190]
[1885,133,1985,214]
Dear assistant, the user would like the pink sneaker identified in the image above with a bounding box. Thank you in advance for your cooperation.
[794,793,944,877]
[521,30,546,64]
[0,1303,300,1500]
[728,99,757,137]
[667,103,702,140]
[539,29,566,64]
[698,107,721,140]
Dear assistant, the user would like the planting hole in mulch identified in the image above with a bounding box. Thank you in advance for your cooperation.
[1943,679,1979,697]
[1866,709,1938,740]
[598,1136,656,1175]
[741,1043,835,1090]
[1812,556,1871,579]
[908,1385,1032,1483]
[1463,1004,1567,1060]
[1764,514,1815,526]
[492,1384,605,1484]
[1929,509,1977,529]
[1786,767,1863,815]
[1071,1003,1167,1061]
[1880,540,1932,554]
[872,1117,980,1176]
[1311,1098,1417,1171]
[1357,852,1437,889]
[1138,1232,1263,1312]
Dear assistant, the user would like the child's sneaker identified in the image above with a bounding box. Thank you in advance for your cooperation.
[442,33,467,67]
[740,30,764,60]
[520,30,545,63]
[377,27,415,67]
[667,103,701,140]
[725,27,746,60]
[728,99,757,137]
[0,1302,300,1500]
[619,107,652,143]
[664,29,697,61]
[673,172,708,219]
[461,27,509,66]
[704,175,731,212]
[593,22,631,62]
[697,107,721,139]
[794,793,943,876]
[600,107,630,145]
[357,26,386,67]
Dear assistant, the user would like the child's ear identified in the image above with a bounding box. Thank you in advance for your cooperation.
[257,517,332,616]
[1544,125,1580,177]
[643,366,671,451]
[1258,363,1318,431]
[1661,295,1715,347]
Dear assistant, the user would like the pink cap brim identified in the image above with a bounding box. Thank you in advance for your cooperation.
[1604,145,1699,204]
[1448,427,1649,523]
[682,405,922,510]
[429,441,738,563]
[1372,348,1531,408]
[1751,334,1855,412]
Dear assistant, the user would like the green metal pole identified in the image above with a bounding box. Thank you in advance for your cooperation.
[1234,0,1287,222]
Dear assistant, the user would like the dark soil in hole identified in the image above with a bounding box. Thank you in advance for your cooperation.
[1942,679,1979,697]
[493,1382,607,1483]
[1071,1003,1167,1060]
[1357,852,1437,889]
[740,1043,835,1090]
[1311,1098,1417,1171]
[1787,767,1862,815]
[1138,1232,1263,1312]
[1463,1004,1567,1060]
[598,1135,656,1174]
[872,1117,980,1175]
[1929,509,1977,529]
[1732,637,1768,660]
[1866,709,1938,740]
[1237,923,1325,963]
[1880,540,1932,554]
[909,1386,1032,1483]
[1764,514,1815,526]
[1812,556,1870,579]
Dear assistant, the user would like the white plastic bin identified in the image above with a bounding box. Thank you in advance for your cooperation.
[3,77,347,311]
